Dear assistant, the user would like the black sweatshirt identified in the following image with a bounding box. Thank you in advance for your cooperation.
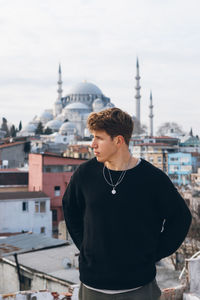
[62,158,192,290]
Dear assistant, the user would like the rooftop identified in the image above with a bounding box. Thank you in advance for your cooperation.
[0,142,26,149]
[2,243,79,284]
[0,191,48,200]
[0,232,69,257]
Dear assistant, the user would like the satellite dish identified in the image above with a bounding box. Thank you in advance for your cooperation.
[62,257,72,269]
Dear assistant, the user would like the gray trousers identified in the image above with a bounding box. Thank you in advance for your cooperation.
[79,279,161,300]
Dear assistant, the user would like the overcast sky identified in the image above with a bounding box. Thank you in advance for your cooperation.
[0,0,200,135]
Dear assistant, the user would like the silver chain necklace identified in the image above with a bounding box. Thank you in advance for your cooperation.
[103,155,132,195]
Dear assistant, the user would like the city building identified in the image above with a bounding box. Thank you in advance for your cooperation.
[0,192,52,236]
[63,144,94,159]
[0,141,29,168]
[168,153,193,186]
[191,168,200,187]
[130,136,179,172]
[28,153,86,236]
[0,168,28,193]
[179,135,200,153]
[0,233,70,293]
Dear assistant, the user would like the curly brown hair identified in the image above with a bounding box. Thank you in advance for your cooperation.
[87,107,134,145]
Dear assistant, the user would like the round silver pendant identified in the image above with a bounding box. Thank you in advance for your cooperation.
[112,189,116,195]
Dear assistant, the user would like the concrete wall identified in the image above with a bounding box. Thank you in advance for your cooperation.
[0,261,19,293]
[0,260,71,294]
[0,144,26,168]
[0,198,52,236]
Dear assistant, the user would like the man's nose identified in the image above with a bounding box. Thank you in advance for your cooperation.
[91,139,97,148]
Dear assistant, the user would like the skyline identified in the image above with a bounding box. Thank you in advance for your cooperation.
[0,0,200,135]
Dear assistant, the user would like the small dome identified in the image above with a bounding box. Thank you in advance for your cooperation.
[65,102,90,110]
[67,81,102,96]
[45,119,63,131]
[92,98,104,112]
[59,122,77,135]
[55,113,64,121]
[105,102,115,109]
[24,123,37,133]
[39,110,53,124]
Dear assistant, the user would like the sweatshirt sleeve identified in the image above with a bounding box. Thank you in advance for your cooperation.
[155,172,192,262]
[62,170,85,250]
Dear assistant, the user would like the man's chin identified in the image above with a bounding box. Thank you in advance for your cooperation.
[95,156,105,163]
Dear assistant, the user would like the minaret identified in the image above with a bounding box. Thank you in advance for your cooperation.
[57,63,63,100]
[135,57,141,124]
[54,64,63,117]
[149,91,154,137]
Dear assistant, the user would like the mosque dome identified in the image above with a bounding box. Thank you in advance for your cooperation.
[55,113,64,121]
[92,98,104,112]
[105,102,115,109]
[66,102,90,110]
[45,119,63,132]
[68,82,102,95]
[63,102,91,115]
[24,123,37,133]
[59,122,77,135]
[39,110,54,124]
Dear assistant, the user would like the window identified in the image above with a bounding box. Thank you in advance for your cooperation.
[40,227,46,234]
[169,174,178,180]
[170,157,179,161]
[180,165,192,172]
[157,156,162,163]
[43,165,79,173]
[52,209,58,222]
[170,165,179,172]
[22,202,28,212]
[180,157,190,163]
[21,274,32,290]
[54,186,60,196]
[35,201,46,213]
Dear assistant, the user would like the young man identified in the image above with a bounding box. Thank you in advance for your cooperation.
[62,108,192,300]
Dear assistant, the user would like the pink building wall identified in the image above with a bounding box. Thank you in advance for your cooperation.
[28,153,86,236]
[28,154,43,191]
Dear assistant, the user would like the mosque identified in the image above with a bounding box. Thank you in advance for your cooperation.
[19,59,153,138]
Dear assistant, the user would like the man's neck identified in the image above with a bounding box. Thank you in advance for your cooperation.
[105,151,133,171]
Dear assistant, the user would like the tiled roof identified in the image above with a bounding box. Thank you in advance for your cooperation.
[135,143,174,146]
[0,191,48,200]
[0,142,25,149]
[0,168,21,172]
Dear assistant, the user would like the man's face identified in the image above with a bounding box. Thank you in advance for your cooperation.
[91,130,118,163]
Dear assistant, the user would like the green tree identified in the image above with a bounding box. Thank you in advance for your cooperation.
[35,122,44,134]
[44,127,53,135]
[10,125,16,137]
[1,117,10,137]
[19,120,22,131]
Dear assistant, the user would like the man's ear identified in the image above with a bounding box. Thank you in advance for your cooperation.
[116,135,125,145]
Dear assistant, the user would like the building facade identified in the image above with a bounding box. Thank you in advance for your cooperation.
[168,153,193,186]
[0,192,52,236]
[28,153,86,236]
